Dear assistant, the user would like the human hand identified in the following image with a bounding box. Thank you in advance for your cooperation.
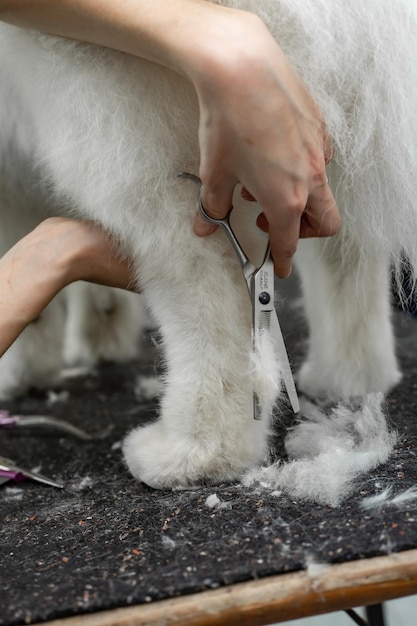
[6,217,136,297]
[186,8,340,278]
[0,1,339,283]
[0,217,137,356]
[59,218,137,291]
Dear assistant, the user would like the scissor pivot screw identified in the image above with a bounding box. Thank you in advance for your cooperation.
[259,292,271,305]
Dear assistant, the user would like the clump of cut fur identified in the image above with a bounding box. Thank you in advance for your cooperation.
[244,395,396,506]
[361,487,417,511]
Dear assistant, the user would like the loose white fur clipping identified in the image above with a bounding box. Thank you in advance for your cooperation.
[305,555,331,588]
[161,535,177,549]
[361,487,417,511]
[205,494,221,508]
[134,375,165,402]
[205,494,232,511]
[244,394,396,506]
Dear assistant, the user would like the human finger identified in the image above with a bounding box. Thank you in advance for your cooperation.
[193,177,236,237]
[262,190,307,278]
[299,181,341,239]
[269,214,302,278]
[256,212,269,233]
[193,213,218,237]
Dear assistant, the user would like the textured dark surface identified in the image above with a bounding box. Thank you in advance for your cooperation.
[0,297,417,626]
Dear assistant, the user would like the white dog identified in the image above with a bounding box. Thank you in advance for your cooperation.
[1,0,416,503]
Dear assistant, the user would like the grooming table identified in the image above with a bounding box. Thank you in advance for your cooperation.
[1,293,417,626]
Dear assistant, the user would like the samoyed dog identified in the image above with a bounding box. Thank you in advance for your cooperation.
[1,1,416,504]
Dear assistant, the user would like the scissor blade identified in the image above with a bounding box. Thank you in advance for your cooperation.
[14,415,92,441]
[21,469,64,489]
[269,312,300,413]
[252,310,274,421]
[0,457,64,489]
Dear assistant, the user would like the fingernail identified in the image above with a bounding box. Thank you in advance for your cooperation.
[241,187,256,202]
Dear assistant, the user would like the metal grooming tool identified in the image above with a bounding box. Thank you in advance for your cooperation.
[0,456,64,488]
[177,172,299,418]
[0,410,92,441]
[0,410,93,489]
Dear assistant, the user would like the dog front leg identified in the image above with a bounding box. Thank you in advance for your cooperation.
[123,214,276,489]
[295,235,401,403]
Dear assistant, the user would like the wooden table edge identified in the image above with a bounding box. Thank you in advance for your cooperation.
[33,548,417,626]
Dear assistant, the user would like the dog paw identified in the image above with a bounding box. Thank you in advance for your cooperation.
[123,420,263,489]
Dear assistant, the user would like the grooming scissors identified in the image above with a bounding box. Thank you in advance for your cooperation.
[0,456,64,488]
[177,173,299,418]
[0,410,92,440]
[0,410,93,489]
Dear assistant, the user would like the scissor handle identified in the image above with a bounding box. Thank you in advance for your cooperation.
[198,195,233,228]
[177,172,251,269]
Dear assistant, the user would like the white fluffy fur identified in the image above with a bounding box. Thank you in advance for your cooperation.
[0,0,416,498]
[361,486,417,511]
[244,395,397,505]
[63,283,144,367]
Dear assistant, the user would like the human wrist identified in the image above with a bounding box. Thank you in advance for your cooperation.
[174,7,274,85]
[60,220,135,291]
[0,236,66,356]
[0,0,246,75]
[98,1,266,83]
[0,1,276,88]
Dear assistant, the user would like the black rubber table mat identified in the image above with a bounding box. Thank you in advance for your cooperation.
[1,299,416,626]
